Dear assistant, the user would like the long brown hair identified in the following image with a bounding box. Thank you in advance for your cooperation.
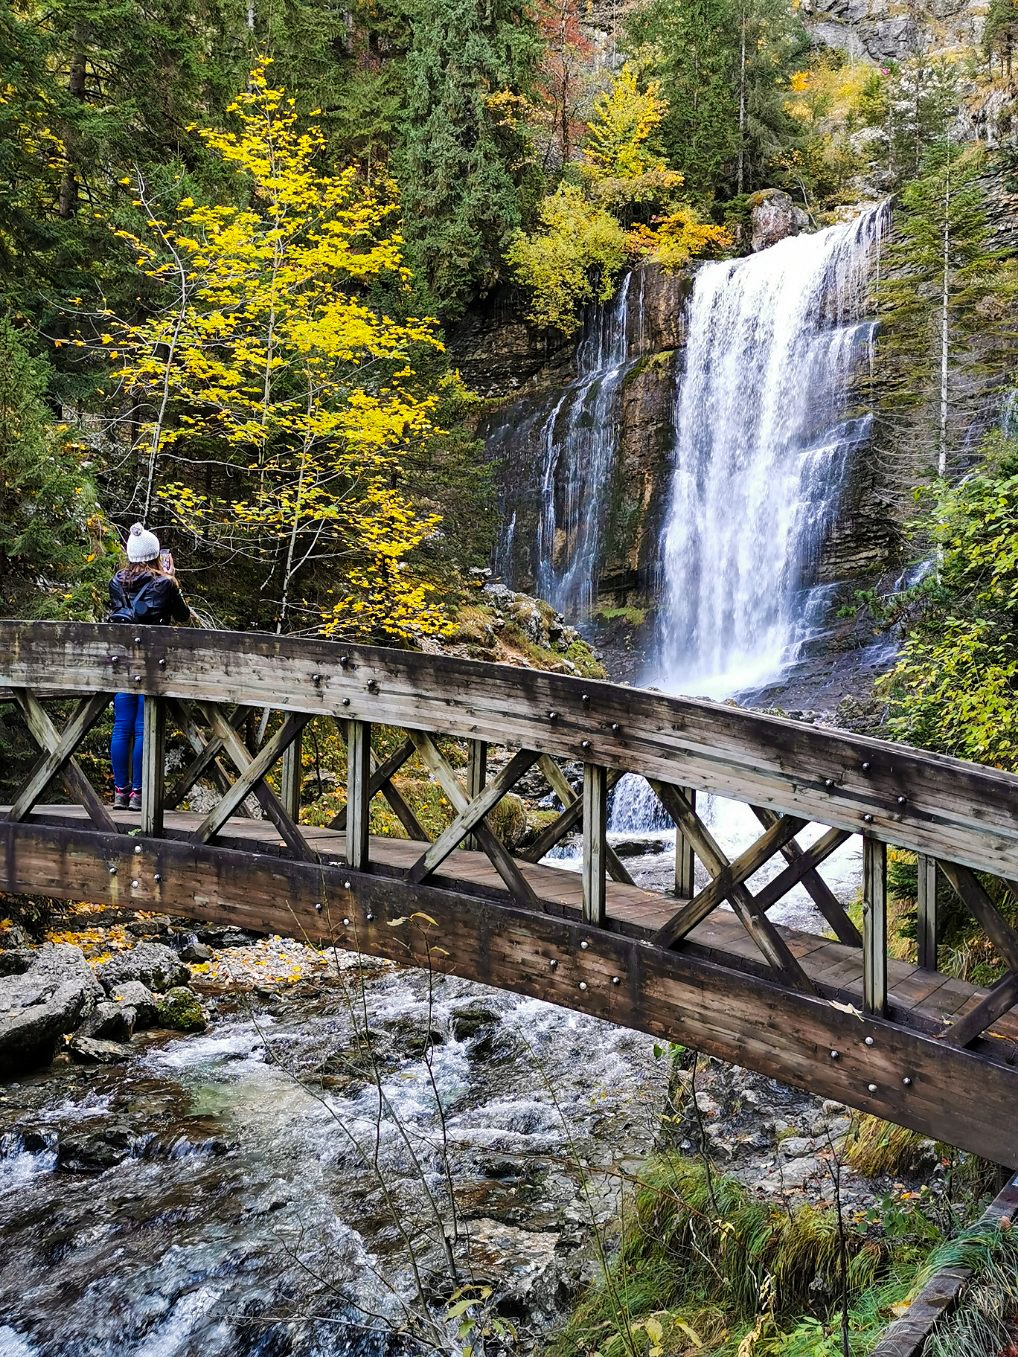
[120,559,174,583]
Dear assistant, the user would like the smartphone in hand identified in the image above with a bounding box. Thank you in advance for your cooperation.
[159,549,174,575]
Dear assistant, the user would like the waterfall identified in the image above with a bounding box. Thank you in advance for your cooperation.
[651,204,888,697]
[610,204,887,833]
[492,271,642,616]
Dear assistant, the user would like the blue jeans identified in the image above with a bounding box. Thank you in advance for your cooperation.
[111,692,145,791]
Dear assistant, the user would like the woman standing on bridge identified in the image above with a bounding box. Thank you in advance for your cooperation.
[108,523,190,811]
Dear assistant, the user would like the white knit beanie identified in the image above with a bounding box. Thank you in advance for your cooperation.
[126,522,160,564]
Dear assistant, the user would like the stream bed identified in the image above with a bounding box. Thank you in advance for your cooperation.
[0,960,663,1356]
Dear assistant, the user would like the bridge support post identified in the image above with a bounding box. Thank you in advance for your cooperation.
[675,787,696,899]
[582,763,607,926]
[917,854,939,972]
[465,740,487,852]
[140,696,166,838]
[346,720,371,871]
[281,733,302,822]
[863,836,887,1017]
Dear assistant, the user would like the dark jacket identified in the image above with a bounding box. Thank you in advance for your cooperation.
[108,570,190,626]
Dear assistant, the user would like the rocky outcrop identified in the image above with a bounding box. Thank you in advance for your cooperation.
[0,945,103,1075]
[97,942,190,995]
[799,0,985,62]
[749,190,811,252]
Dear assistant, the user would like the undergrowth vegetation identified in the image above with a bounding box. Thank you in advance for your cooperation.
[550,1154,1016,1356]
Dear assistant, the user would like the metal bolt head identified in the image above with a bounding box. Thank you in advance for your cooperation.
[549,959,558,969]
[863,813,874,823]
[611,976,621,986]
[134,635,142,644]
[864,1035,875,1046]
[342,917,350,926]
[367,679,379,693]
[131,880,140,889]
[861,761,872,771]
[581,694,590,706]
[366,913,374,922]
[867,1083,878,1094]
[312,673,322,685]
[830,1049,840,1060]
[896,795,907,805]
[824,778,834,789]
[344,880,351,890]
[548,710,558,721]
[314,902,323,913]
[342,698,350,707]
[610,722,621,734]
[153,873,161,883]
[339,656,350,668]
[158,658,166,669]
[581,739,591,750]
[902,1076,912,1087]
[134,844,143,855]
[109,866,117,876]
[133,674,142,683]
[580,939,589,950]
[578,981,588,992]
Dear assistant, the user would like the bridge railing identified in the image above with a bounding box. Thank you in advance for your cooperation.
[2,620,1018,1059]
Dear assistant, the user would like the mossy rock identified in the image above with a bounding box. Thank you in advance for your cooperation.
[487,793,527,848]
[156,986,208,1033]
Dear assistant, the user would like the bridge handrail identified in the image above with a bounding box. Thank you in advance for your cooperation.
[2,619,1018,881]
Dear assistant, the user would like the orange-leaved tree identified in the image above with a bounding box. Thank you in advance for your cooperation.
[92,58,451,641]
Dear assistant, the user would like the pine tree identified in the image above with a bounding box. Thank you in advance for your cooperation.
[984,0,1018,78]
[396,0,541,319]
[0,319,111,618]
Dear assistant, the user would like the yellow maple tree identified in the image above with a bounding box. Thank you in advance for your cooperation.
[95,59,450,641]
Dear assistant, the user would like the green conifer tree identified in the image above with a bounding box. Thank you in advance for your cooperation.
[396,0,542,318]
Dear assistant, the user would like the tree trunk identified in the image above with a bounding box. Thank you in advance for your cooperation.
[58,44,87,219]
[938,148,951,480]
[737,10,747,195]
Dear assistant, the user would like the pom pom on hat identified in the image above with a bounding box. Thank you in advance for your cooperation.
[126,522,161,563]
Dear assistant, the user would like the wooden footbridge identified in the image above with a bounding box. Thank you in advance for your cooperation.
[3,622,1018,1165]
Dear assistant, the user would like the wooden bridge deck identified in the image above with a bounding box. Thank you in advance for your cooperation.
[4,621,1018,1165]
[24,804,1018,1053]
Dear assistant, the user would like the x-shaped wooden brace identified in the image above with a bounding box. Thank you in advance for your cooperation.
[934,861,1018,1048]
[406,732,543,909]
[187,702,315,860]
[6,690,118,833]
[328,728,427,842]
[751,808,860,946]
[165,701,256,815]
[519,765,627,865]
[649,780,816,994]
[526,755,634,885]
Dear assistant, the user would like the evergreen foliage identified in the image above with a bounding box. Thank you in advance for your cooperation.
[0,318,112,619]
[396,0,542,319]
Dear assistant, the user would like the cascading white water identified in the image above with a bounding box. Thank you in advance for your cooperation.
[491,272,640,616]
[651,204,888,697]
[610,204,887,833]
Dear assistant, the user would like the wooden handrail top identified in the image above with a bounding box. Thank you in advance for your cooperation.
[2,619,1018,880]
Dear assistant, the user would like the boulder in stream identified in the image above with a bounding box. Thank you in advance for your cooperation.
[750,189,810,251]
[106,979,160,1029]
[97,942,190,995]
[0,944,103,1076]
[67,1034,132,1065]
[156,986,208,1032]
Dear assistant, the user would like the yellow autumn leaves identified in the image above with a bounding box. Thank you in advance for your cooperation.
[92,58,451,641]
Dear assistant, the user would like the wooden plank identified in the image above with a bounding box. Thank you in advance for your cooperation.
[5,815,1018,1165]
[917,854,939,972]
[406,747,540,883]
[941,973,1018,1049]
[11,690,119,834]
[863,836,888,1017]
[465,740,487,852]
[938,861,1018,973]
[345,719,371,872]
[165,699,253,815]
[280,731,302,821]
[653,811,807,946]
[6,692,112,822]
[675,786,696,899]
[7,622,1018,884]
[139,695,166,837]
[329,735,424,840]
[753,807,861,946]
[582,763,607,927]
[650,779,816,994]
[408,732,542,910]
